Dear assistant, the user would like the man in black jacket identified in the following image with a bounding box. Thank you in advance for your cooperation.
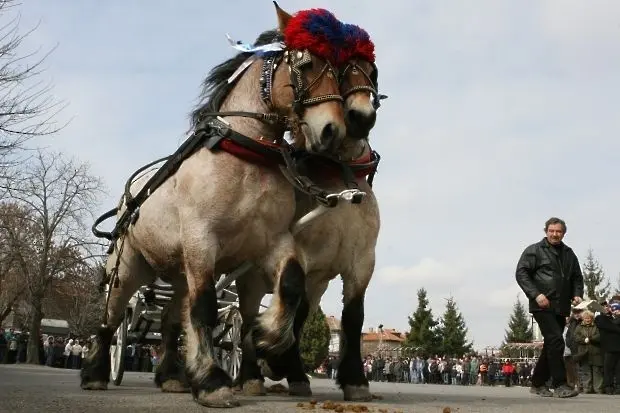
[594,298,620,395]
[515,217,584,398]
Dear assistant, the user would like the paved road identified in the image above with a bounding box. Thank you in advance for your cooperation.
[0,364,616,412]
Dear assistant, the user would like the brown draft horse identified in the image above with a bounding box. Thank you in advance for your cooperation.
[80,4,348,408]
[236,54,382,401]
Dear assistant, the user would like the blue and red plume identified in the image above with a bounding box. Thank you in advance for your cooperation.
[283,8,375,65]
[283,8,346,65]
[342,23,375,63]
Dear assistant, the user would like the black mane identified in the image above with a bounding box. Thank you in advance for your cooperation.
[190,29,283,127]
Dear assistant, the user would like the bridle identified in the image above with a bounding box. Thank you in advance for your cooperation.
[260,48,343,117]
[339,59,386,110]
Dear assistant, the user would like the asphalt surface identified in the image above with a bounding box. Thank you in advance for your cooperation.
[0,364,617,412]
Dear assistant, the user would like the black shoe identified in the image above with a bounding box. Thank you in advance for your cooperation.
[553,384,579,398]
[530,386,553,397]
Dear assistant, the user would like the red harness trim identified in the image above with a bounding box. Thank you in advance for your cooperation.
[218,137,283,167]
[346,150,378,178]
[298,149,379,181]
[217,136,378,180]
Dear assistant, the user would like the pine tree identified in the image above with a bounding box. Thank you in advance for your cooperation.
[299,306,330,372]
[582,249,611,301]
[405,288,440,356]
[501,297,534,359]
[504,298,533,343]
[436,297,473,357]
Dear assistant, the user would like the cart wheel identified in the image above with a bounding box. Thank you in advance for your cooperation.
[219,307,242,381]
[110,309,129,386]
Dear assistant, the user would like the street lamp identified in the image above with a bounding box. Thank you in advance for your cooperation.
[378,324,384,357]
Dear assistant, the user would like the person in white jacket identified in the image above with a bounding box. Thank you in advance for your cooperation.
[64,339,74,369]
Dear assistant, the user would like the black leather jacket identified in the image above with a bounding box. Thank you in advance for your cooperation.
[515,238,584,316]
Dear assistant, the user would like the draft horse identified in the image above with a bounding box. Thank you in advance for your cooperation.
[236,18,385,402]
[81,3,349,408]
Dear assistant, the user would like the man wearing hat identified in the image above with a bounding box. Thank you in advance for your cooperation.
[594,297,620,394]
[515,217,584,398]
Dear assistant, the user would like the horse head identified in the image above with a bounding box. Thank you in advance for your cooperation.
[339,23,385,142]
[270,3,347,154]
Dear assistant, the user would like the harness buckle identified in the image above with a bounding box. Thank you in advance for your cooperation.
[318,189,367,207]
[338,189,367,204]
[318,194,339,208]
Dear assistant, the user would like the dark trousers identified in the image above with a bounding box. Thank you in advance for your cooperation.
[603,352,620,390]
[564,355,578,388]
[531,311,567,388]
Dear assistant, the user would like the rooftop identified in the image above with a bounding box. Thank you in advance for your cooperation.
[326,316,341,331]
[362,327,406,342]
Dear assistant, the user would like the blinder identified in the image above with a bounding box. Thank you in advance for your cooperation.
[259,48,343,117]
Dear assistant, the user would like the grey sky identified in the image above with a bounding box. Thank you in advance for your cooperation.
[19,0,620,349]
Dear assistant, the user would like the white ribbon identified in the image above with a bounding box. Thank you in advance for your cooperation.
[225,34,286,84]
[226,33,285,54]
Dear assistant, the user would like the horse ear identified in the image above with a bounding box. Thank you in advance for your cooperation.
[273,1,292,32]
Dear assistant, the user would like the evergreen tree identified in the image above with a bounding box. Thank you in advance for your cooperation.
[582,249,611,301]
[501,297,534,359]
[504,298,533,343]
[405,288,440,356]
[299,306,330,372]
[436,297,473,357]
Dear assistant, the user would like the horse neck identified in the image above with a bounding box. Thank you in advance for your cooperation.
[218,63,279,141]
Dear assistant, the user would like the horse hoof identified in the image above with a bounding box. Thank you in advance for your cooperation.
[343,385,372,402]
[161,379,190,393]
[243,379,266,396]
[80,380,108,391]
[194,387,240,408]
[288,382,312,397]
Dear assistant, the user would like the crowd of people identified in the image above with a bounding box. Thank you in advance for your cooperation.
[0,329,161,373]
[564,298,620,395]
[356,355,531,387]
[0,328,93,368]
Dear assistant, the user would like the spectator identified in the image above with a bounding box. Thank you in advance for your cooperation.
[574,310,603,393]
[565,307,583,390]
[594,298,620,395]
[5,328,18,364]
[0,331,6,363]
[515,216,583,398]
[44,336,55,366]
[502,361,515,387]
[64,339,74,368]
[71,340,83,369]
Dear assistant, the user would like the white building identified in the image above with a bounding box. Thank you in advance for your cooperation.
[531,316,543,342]
[326,316,341,356]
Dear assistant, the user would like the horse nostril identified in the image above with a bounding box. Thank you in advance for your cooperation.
[346,109,376,130]
[320,123,337,148]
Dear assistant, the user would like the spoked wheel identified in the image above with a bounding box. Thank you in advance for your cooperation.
[110,309,128,386]
[218,307,242,381]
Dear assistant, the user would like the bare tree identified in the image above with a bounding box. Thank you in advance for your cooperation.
[53,262,105,337]
[0,201,31,324]
[2,150,104,363]
[0,0,66,178]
